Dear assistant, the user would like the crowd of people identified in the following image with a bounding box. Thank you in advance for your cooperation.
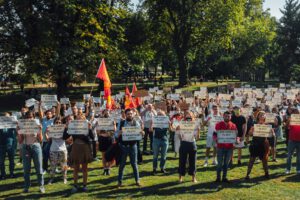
[0,85,300,194]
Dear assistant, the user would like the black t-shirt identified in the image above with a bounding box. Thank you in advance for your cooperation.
[231,115,246,137]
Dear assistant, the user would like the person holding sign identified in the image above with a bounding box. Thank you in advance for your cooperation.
[116,108,142,188]
[141,104,157,155]
[177,111,200,183]
[17,111,45,193]
[203,105,221,167]
[214,111,237,183]
[150,111,170,175]
[285,109,300,174]
[45,116,68,184]
[0,113,17,179]
[245,111,274,180]
[63,115,94,193]
[97,110,116,176]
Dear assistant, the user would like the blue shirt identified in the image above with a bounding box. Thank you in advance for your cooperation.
[41,117,54,142]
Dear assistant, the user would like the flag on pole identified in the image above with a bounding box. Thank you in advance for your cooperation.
[125,85,136,109]
[132,83,141,107]
[96,59,112,109]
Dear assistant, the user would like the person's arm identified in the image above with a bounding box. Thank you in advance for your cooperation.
[149,120,154,132]
[242,120,247,141]
[37,125,43,142]
[39,101,44,119]
[56,101,61,117]
[45,127,50,141]
[63,128,70,140]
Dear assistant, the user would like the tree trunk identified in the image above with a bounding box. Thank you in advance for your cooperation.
[56,72,68,98]
[177,51,188,87]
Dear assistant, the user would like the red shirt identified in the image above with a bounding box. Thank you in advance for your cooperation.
[215,121,237,149]
[289,125,300,142]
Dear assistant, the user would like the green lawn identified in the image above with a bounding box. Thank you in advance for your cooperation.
[0,136,299,200]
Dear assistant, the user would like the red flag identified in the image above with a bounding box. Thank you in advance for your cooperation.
[125,85,136,109]
[132,83,141,107]
[96,59,112,109]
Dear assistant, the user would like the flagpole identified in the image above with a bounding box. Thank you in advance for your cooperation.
[89,59,103,96]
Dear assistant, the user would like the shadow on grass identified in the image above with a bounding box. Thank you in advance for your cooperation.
[282,174,300,183]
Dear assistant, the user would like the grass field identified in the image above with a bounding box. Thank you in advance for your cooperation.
[0,135,299,200]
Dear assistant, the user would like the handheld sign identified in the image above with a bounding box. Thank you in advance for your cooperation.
[41,95,57,107]
[179,121,197,141]
[18,119,40,135]
[217,130,237,144]
[68,120,89,135]
[83,94,91,101]
[0,116,18,129]
[290,114,300,125]
[60,98,70,105]
[153,116,169,129]
[265,113,275,124]
[25,98,37,108]
[93,97,101,104]
[96,118,114,131]
[253,124,272,137]
[122,127,142,141]
[48,125,65,139]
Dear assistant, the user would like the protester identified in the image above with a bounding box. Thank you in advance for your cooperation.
[18,111,45,193]
[141,104,157,155]
[116,108,142,188]
[214,111,237,183]
[177,111,200,183]
[150,110,170,174]
[45,116,68,184]
[0,112,17,179]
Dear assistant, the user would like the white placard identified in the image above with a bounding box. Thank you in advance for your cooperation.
[154,95,162,101]
[0,116,18,129]
[122,126,142,141]
[25,98,37,107]
[232,100,242,107]
[60,98,70,104]
[96,118,114,131]
[175,89,182,94]
[68,120,89,135]
[76,102,85,109]
[48,125,65,138]
[217,130,237,143]
[153,116,169,128]
[83,94,91,100]
[18,119,40,135]
[156,90,163,95]
[179,121,196,141]
[185,98,194,104]
[265,113,275,124]
[253,124,272,137]
[290,114,300,125]
[41,95,57,107]
[170,94,180,101]
[210,116,224,124]
[93,97,101,104]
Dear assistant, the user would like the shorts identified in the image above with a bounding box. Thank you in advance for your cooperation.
[206,135,216,148]
[234,141,245,148]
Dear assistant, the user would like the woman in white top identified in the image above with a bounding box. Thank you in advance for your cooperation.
[45,116,68,184]
[177,111,200,183]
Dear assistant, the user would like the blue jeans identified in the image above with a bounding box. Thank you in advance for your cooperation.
[217,148,233,179]
[0,143,16,177]
[286,140,300,171]
[118,143,139,184]
[42,141,51,171]
[22,143,44,189]
[152,138,168,170]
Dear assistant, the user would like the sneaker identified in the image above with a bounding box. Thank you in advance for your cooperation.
[82,185,88,192]
[203,161,208,167]
[136,182,142,187]
[63,178,67,184]
[222,178,230,183]
[272,159,278,162]
[161,169,167,174]
[117,182,123,189]
[48,178,54,185]
[71,186,78,193]
[152,169,157,175]
[285,170,290,175]
[39,186,45,193]
[42,170,47,175]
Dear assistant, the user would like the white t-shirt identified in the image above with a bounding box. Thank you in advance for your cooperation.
[50,138,67,152]
[206,114,223,136]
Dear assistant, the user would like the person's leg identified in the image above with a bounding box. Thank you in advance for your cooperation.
[118,145,128,184]
[295,142,300,172]
[73,164,79,186]
[60,151,68,181]
[246,157,256,177]
[101,152,107,174]
[137,141,143,163]
[238,148,242,162]
[22,145,31,190]
[213,147,217,163]
[152,138,159,171]
[179,142,188,181]
[160,139,169,170]
[129,144,139,183]
[42,142,50,171]
[143,128,149,153]
[82,163,88,186]
[286,140,296,171]
[7,144,16,176]
[188,145,197,182]
[170,131,175,152]
[216,148,224,180]
[31,144,44,187]
[49,151,57,179]
[223,149,233,180]
[149,131,154,153]
[0,146,6,177]
[262,157,269,177]
[92,141,97,159]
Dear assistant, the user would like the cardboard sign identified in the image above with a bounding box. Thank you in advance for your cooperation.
[41,95,57,107]
[25,98,37,107]
[175,89,182,94]
[179,121,196,141]
[48,125,65,138]
[83,94,91,100]
[220,100,230,107]
[122,126,142,141]
[169,94,180,101]
[290,114,300,125]
[219,94,231,101]
[93,97,101,104]
[217,130,237,143]
[232,100,242,107]
[18,119,40,135]
[156,90,163,95]
[133,90,149,97]
[0,116,17,129]
[76,102,85,109]
[182,91,193,98]
[152,116,169,129]
[60,98,70,105]
[265,113,275,124]
[154,95,162,101]
[253,124,272,137]
[96,118,114,131]
[185,98,194,104]
[219,107,228,114]
[68,120,89,135]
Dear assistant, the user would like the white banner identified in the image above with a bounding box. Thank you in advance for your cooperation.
[18,119,40,135]
[0,116,18,129]
[290,114,300,125]
[48,125,65,139]
[152,116,169,129]
[60,98,70,105]
[253,124,272,137]
[265,113,275,124]
[217,130,237,144]
[41,95,57,108]
[25,98,37,107]
[68,120,89,135]
[179,121,196,141]
[96,118,114,131]
[122,126,142,141]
